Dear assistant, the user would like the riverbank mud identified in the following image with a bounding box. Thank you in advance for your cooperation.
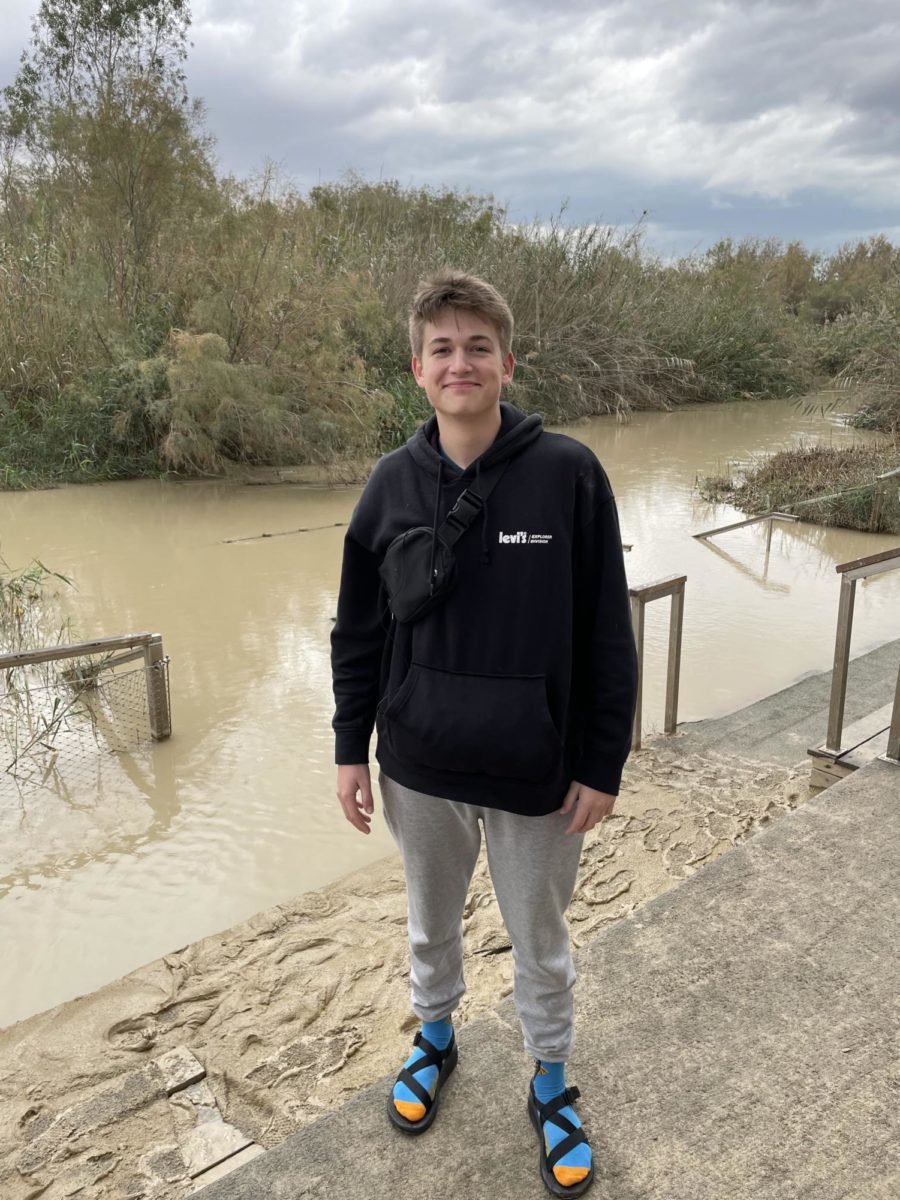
[0,741,809,1199]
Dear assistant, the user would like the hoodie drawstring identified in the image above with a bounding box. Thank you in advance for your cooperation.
[475,459,491,564]
[428,460,443,595]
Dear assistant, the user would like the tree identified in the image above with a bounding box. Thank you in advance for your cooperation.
[1,1,213,322]
[4,1,190,124]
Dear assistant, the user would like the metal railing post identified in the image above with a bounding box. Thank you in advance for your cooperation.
[826,575,856,753]
[630,593,646,753]
[143,634,171,741]
[887,661,900,764]
[665,585,685,735]
[629,575,686,753]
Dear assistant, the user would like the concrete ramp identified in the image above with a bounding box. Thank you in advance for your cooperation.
[203,759,900,1200]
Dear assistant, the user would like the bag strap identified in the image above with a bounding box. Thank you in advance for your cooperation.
[437,460,512,548]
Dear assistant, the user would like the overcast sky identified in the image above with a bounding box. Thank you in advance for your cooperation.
[3,0,899,254]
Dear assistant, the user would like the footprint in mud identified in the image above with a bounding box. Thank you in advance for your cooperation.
[107,1014,161,1051]
[662,841,695,878]
[643,813,683,852]
[705,812,740,842]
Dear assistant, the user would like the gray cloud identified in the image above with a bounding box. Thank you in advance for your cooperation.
[3,0,900,252]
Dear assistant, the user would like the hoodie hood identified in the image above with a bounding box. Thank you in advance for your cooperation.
[405,402,543,477]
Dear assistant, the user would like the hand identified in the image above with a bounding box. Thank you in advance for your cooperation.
[336,764,374,834]
[559,780,616,835]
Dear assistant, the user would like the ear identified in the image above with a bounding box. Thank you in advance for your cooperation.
[501,351,515,386]
[411,355,426,387]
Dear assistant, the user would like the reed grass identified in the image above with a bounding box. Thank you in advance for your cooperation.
[0,170,897,489]
[700,443,900,534]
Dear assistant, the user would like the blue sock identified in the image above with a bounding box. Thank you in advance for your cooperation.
[533,1060,592,1188]
[392,1017,453,1122]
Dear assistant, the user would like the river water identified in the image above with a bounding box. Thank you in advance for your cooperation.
[1,397,898,1028]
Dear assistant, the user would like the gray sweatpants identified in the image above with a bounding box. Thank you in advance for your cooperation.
[380,773,584,1062]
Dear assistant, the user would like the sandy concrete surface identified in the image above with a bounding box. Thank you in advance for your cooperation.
[0,741,808,1198]
[203,758,900,1200]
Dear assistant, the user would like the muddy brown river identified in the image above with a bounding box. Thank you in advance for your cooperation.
[1,396,898,1028]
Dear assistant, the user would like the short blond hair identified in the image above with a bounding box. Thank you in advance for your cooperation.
[408,270,514,359]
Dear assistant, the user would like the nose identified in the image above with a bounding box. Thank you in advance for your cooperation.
[448,347,473,373]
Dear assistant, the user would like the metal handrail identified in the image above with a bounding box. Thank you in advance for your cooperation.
[629,575,686,752]
[1,632,171,741]
[0,632,157,670]
[692,511,799,541]
[826,547,900,759]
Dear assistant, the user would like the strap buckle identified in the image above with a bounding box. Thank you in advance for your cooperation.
[442,488,483,538]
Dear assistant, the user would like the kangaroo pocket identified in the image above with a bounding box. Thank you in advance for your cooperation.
[382,663,563,783]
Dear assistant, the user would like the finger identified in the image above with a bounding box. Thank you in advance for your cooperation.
[559,782,579,815]
[359,780,374,815]
[565,801,587,835]
[338,791,371,834]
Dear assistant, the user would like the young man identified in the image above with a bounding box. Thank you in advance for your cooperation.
[331,271,637,1198]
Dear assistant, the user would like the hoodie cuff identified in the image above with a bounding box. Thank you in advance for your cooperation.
[335,730,371,765]
[572,755,624,797]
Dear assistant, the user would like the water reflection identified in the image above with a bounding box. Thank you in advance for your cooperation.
[699,535,792,593]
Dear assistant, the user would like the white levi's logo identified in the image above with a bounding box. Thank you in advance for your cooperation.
[498,531,553,545]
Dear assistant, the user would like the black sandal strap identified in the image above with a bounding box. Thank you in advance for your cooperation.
[546,1128,588,1171]
[397,1067,433,1111]
[413,1032,454,1066]
[394,1031,455,1116]
[533,1084,588,1171]
[533,1087,579,1124]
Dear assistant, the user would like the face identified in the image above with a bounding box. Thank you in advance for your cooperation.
[412,309,515,419]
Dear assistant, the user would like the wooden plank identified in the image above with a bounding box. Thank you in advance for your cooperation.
[836,545,900,576]
[810,762,847,789]
[0,633,155,671]
[629,574,687,603]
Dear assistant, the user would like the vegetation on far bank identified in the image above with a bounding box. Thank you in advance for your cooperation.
[1,1,899,493]
[700,444,900,535]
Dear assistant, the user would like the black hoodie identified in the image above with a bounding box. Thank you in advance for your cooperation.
[331,403,638,816]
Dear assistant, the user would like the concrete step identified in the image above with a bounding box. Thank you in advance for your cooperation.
[674,637,900,767]
[201,758,900,1200]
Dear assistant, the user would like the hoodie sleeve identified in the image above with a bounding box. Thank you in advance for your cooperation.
[570,473,638,796]
[330,526,388,766]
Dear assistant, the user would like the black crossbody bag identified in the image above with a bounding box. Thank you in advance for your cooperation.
[379,463,509,624]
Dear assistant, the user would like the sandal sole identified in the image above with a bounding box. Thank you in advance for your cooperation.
[386,1040,458,1135]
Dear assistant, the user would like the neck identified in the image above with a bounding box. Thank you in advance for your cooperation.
[435,406,502,469]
